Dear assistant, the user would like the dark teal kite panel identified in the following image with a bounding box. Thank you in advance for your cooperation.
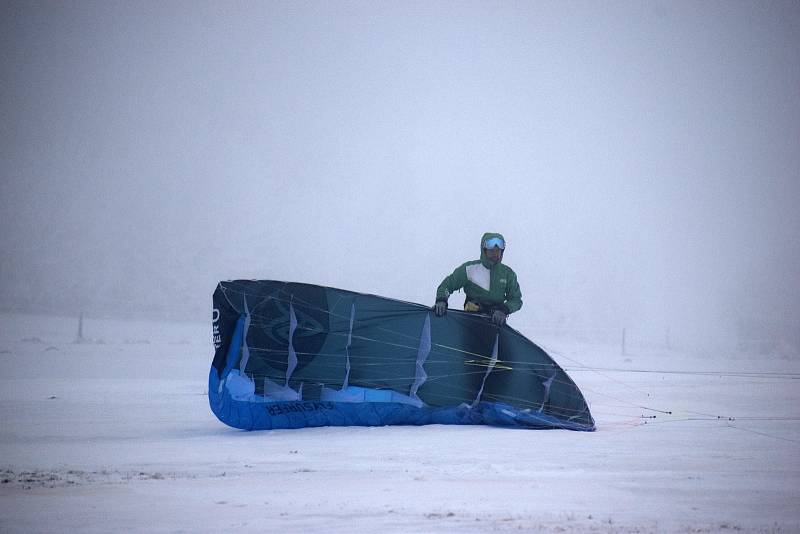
[208,280,595,431]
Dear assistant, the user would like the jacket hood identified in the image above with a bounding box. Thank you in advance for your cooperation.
[480,232,505,267]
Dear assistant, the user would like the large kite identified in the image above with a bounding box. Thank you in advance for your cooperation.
[209,280,594,431]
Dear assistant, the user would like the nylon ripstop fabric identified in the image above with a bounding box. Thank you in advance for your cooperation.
[209,280,594,431]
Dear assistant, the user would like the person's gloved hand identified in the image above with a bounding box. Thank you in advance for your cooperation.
[491,310,507,326]
[434,301,447,317]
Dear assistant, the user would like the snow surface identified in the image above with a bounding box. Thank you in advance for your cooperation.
[0,312,797,533]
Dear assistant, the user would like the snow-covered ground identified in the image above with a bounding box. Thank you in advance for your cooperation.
[0,312,797,533]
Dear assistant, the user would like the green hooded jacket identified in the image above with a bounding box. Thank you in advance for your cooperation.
[435,232,523,314]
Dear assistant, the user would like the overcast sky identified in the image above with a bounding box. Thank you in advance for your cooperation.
[1,1,798,350]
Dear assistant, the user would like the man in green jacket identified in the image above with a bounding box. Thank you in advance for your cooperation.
[434,232,523,326]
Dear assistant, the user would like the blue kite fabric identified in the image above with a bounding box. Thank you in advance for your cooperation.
[209,280,595,431]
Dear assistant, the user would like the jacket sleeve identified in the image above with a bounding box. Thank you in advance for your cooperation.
[436,264,468,303]
[505,270,523,314]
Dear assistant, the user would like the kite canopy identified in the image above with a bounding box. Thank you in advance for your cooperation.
[208,280,595,431]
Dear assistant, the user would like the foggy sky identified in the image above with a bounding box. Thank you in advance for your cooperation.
[2,1,799,350]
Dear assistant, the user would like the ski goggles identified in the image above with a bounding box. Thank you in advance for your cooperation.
[483,237,506,250]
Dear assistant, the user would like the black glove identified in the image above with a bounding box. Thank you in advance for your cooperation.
[434,301,447,317]
[491,310,507,326]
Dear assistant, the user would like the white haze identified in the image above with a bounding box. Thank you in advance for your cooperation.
[1,1,799,352]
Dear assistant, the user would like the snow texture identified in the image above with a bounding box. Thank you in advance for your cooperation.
[1,312,797,533]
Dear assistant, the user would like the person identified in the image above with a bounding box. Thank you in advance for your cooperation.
[433,232,522,326]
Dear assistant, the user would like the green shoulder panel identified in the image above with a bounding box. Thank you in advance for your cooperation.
[436,260,479,301]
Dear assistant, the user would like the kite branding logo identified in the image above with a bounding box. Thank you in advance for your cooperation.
[250,285,330,374]
[212,308,221,349]
[262,313,326,345]
[260,300,327,346]
[266,401,334,416]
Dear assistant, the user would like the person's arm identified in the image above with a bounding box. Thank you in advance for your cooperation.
[436,263,468,303]
[505,271,523,314]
